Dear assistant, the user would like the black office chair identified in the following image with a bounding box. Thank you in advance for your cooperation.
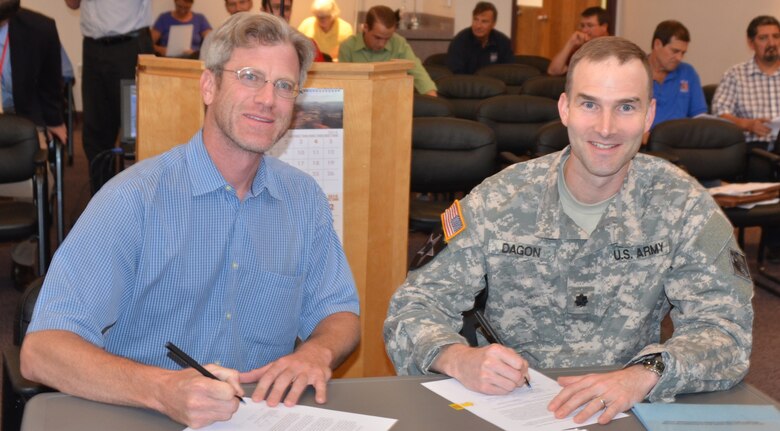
[423,52,448,67]
[702,83,717,114]
[520,75,566,101]
[410,117,497,232]
[475,64,541,94]
[514,54,551,75]
[647,118,780,289]
[0,114,51,279]
[534,119,570,157]
[2,277,52,431]
[413,93,453,118]
[424,64,453,82]
[436,75,506,120]
[476,95,560,164]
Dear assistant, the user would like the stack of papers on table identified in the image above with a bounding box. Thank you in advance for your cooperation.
[632,403,780,431]
[185,401,396,430]
[422,368,627,431]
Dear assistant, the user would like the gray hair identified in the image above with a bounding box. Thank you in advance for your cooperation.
[201,12,315,86]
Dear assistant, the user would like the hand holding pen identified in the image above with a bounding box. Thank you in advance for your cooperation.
[166,342,245,404]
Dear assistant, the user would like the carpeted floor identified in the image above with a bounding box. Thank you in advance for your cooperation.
[1,125,779,427]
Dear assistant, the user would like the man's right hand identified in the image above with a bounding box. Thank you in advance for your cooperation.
[157,365,243,428]
[431,343,530,395]
[568,31,590,49]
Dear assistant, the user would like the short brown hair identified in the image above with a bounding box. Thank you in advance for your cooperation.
[473,2,497,21]
[566,36,652,99]
[365,5,398,30]
[652,20,690,47]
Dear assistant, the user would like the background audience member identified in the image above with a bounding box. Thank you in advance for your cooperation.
[152,0,212,58]
[0,0,65,143]
[547,6,609,76]
[64,0,154,194]
[385,36,753,426]
[21,12,360,429]
[447,1,513,74]
[298,0,353,61]
[263,0,325,62]
[262,0,291,22]
[225,0,253,15]
[712,15,780,261]
[339,5,436,96]
[713,15,780,150]
[648,20,707,130]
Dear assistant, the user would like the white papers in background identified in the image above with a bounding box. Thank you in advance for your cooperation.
[184,400,397,431]
[707,182,780,208]
[422,369,627,431]
[166,24,193,57]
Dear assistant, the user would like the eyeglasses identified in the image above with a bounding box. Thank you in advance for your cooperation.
[221,67,300,99]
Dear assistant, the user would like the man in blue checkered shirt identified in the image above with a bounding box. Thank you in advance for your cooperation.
[21,12,359,429]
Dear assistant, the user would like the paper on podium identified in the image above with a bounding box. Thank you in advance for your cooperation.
[166,24,193,57]
[422,369,627,431]
[632,403,780,431]
[185,400,397,431]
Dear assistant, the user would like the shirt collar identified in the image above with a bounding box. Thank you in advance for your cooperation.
[356,31,386,53]
[747,56,780,77]
[184,130,281,200]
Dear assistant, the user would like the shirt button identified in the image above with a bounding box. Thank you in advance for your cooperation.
[232,262,239,269]
[225,185,233,192]
[226,312,232,320]
[215,360,221,366]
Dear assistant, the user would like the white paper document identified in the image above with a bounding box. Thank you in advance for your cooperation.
[422,369,627,431]
[708,182,780,196]
[185,400,396,431]
[166,24,193,57]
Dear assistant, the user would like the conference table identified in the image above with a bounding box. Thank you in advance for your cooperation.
[21,367,779,431]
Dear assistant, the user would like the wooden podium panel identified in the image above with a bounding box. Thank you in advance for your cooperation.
[136,55,204,161]
[136,58,414,378]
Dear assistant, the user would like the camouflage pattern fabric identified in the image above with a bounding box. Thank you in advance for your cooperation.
[384,148,754,403]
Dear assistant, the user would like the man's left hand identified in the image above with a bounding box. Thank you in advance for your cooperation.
[239,344,333,407]
[547,365,659,424]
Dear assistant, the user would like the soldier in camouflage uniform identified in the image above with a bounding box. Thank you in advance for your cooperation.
[384,36,753,425]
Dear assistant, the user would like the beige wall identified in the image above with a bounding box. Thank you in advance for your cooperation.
[616,0,780,85]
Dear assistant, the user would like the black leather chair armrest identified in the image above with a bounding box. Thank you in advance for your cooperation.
[751,147,780,164]
[3,346,53,401]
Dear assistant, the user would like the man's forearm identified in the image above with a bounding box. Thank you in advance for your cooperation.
[20,330,171,412]
[298,312,360,369]
[547,43,575,75]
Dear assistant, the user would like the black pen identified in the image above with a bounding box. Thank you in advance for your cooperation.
[165,341,245,403]
[474,312,532,388]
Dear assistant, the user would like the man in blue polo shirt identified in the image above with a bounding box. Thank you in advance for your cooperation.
[446,1,513,74]
[648,20,707,129]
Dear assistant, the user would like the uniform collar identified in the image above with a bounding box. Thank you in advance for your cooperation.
[535,147,646,245]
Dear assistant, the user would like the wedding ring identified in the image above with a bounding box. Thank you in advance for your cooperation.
[599,398,606,409]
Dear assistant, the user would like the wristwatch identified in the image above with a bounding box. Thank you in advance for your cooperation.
[641,354,665,377]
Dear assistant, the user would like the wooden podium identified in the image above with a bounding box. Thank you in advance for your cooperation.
[136,56,414,377]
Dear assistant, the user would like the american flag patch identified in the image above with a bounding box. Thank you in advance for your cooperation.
[441,200,467,241]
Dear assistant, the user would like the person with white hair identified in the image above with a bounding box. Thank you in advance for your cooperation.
[298,0,353,60]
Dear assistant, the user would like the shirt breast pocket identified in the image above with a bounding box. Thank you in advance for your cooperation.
[236,270,304,347]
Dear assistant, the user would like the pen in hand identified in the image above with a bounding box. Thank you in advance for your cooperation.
[165,341,246,404]
[474,312,532,389]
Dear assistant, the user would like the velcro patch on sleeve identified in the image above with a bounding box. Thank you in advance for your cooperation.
[441,199,467,242]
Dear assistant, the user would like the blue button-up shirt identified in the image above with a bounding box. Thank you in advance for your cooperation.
[652,62,707,129]
[29,131,360,371]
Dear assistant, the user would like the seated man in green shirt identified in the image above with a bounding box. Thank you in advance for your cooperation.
[338,5,437,96]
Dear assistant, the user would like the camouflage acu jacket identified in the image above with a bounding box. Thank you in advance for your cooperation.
[384,148,754,402]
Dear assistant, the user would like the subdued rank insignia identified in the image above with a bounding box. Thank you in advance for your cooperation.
[730,249,751,281]
[442,199,467,242]
[574,294,588,307]
[409,230,446,270]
